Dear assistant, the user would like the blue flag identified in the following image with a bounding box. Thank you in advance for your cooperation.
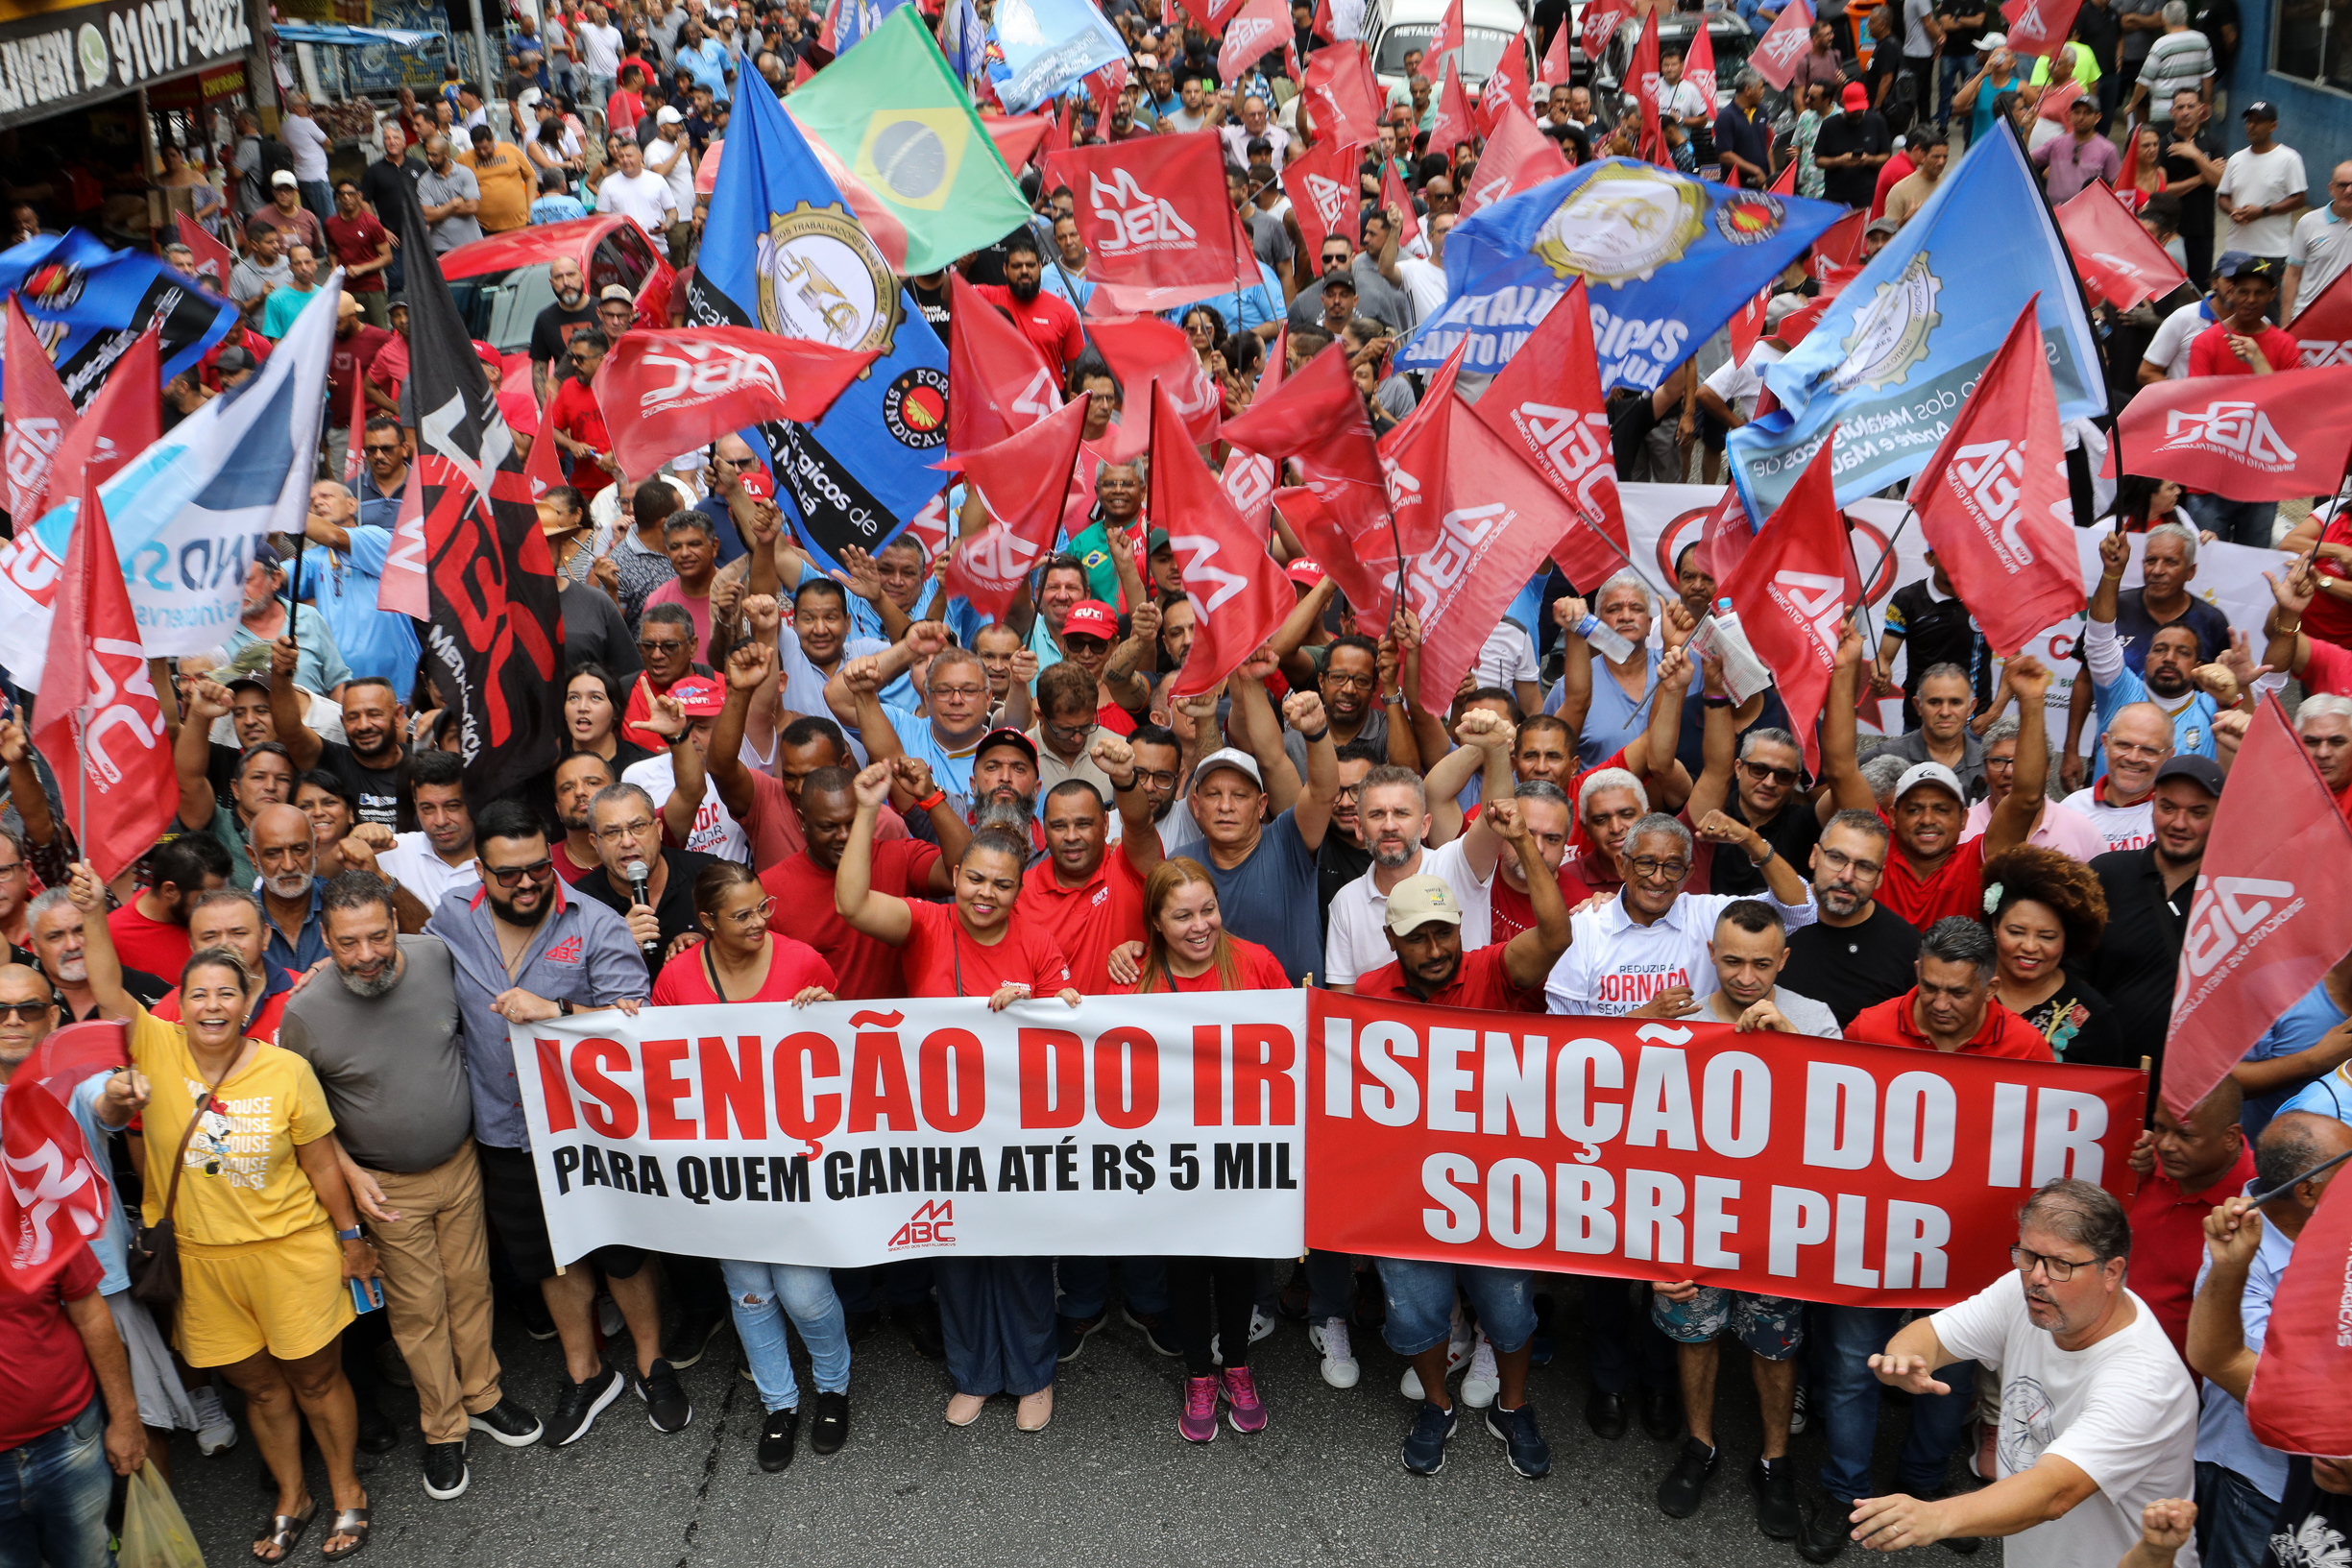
[1724,127,2103,517]
[986,0,1128,114]
[689,69,949,577]
[830,0,914,53]
[1394,158,1846,389]
[0,229,236,409]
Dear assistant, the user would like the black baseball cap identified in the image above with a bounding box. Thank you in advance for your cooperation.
[2217,253,2280,281]
[2155,755,2225,796]
[976,728,1038,766]
[2243,99,2280,121]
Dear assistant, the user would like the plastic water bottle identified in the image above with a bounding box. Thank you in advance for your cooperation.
[1698,597,1774,703]
[1574,612,1639,663]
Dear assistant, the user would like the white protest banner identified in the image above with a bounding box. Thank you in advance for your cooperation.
[510,992,1307,1269]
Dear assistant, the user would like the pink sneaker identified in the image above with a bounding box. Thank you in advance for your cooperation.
[1178,1375,1220,1443]
[1221,1366,1267,1434]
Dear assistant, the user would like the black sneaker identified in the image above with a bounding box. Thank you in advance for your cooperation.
[1056,1312,1104,1363]
[545,1364,624,1448]
[467,1398,544,1448]
[1751,1456,1801,1539]
[1485,1403,1551,1480]
[1401,1400,1457,1476]
[893,1299,945,1361]
[1657,1437,1719,1518]
[662,1309,728,1370]
[356,1402,400,1455]
[809,1390,849,1456]
[1123,1305,1181,1358]
[637,1359,693,1434]
[1584,1387,1631,1440]
[421,1440,469,1500]
[756,1408,797,1473]
[1798,1494,1855,1564]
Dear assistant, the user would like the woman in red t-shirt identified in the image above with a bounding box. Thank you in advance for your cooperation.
[835,761,1078,1433]
[653,862,853,1470]
[1119,857,1283,1440]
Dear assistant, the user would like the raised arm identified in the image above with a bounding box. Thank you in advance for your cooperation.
[1281,686,1339,852]
[1492,798,1572,988]
[2188,1196,2263,1402]
[2263,560,2317,679]
[833,762,914,944]
[1453,708,1516,880]
[1271,574,1338,688]
[1631,644,1695,813]
[1549,594,1596,736]
[638,690,703,845]
[1094,733,1163,880]
[887,755,971,873]
[174,678,228,831]
[1985,657,2052,856]
[1394,609,1452,769]
[1225,648,1299,813]
[267,637,325,769]
[0,717,61,862]
[1103,597,1158,713]
[823,621,945,726]
[705,639,773,822]
[833,545,915,643]
[65,861,136,1023]
[1684,652,1736,822]
[1821,617,1878,818]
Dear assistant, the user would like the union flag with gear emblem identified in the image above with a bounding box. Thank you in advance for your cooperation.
[386,174,563,808]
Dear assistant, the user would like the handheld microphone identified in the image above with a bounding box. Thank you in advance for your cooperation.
[624,859,656,951]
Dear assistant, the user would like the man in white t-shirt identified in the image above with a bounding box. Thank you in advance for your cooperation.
[595,139,680,258]
[1473,618,1540,716]
[1324,725,1513,988]
[1546,810,1818,1016]
[2284,160,2352,322]
[281,92,333,227]
[578,1,624,104]
[2217,102,2308,266]
[1853,1179,2199,1566]
[647,108,697,222]
[2140,278,2235,381]
[2060,703,2173,853]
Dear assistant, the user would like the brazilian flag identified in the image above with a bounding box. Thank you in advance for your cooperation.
[784,7,1031,278]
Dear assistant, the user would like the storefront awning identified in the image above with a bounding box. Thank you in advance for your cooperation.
[272,21,441,47]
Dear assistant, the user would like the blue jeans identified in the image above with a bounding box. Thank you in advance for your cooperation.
[721,1260,850,1414]
[1055,1256,1168,1319]
[935,1257,1056,1398]
[2184,494,2279,549]
[299,179,334,230]
[0,1397,112,1568]
[1811,1305,1974,1504]
[1935,57,1968,128]
[1377,1259,1537,1357]
[2195,1459,2281,1568]
[1586,1275,1676,1394]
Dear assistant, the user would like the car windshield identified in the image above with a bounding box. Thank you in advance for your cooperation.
[444,264,556,354]
[1374,23,1516,79]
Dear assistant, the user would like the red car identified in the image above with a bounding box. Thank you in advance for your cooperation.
[440,216,674,404]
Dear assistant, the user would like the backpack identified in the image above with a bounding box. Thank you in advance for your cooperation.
[258,136,297,182]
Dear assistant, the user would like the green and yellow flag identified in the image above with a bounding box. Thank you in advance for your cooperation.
[785,7,1031,277]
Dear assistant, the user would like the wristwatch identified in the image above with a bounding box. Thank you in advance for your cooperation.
[336,1227,364,1242]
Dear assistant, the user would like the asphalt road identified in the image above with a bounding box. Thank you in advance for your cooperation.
[157,1279,1997,1568]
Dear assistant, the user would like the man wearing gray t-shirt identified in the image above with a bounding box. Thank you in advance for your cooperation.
[279,872,543,1499]
[1701,898,1844,1037]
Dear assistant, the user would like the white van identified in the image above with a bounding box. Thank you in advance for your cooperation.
[1363,0,1535,89]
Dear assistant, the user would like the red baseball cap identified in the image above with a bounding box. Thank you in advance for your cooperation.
[1284,558,1325,587]
[738,466,774,501]
[1064,600,1121,641]
[669,675,725,716]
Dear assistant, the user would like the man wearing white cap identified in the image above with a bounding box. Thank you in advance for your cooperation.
[1177,673,1339,984]
[646,108,696,260]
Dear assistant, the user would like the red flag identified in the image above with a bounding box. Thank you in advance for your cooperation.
[342,370,367,486]
[945,268,1062,459]
[2161,696,2352,1119]
[0,1029,121,1295]
[2246,1174,2352,1455]
[1907,301,2083,658]
[1219,0,1291,82]
[1301,43,1385,143]
[1224,344,1394,607]
[1427,56,1477,158]
[36,328,158,522]
[1630,8,1665,164]
[1581,0,1630,60]
[983,113,1053,174]
[1720,435,1848,777]
[1381,391,1582,712]
[2056,181,2188,312]
[1275,482,1391,616]
[1084,57,1129,110]
[946,398,1092,622]
[1542,16,1575,83]
[379,458,429,617]
[1379,343,1469,564]
[1281,137,1365,265]
[1684,20,1719,109]
[174,216,233,294]
[2002,0,2083,57]
[1696,483,1753,583]
[1751,0,1814,89]
[2115,367,2352,501]
[1728,283,1773,367]
[1381,160,1422,252]
[1085,313,1221,461]
[1769,156,1798,195]
[1044,133,1258,316]
[30,483,172,882]
[1456,102,1573,217]
[2291,263,2352,361]
[1152,381,1293,699]
[1468,279,1631,588]
[1311,0,1333,42]
[1814,208,1869,271]
[1218,329,1284,535]
[522,402,567,500]
[1040,98,1074,160]
[590,326,875,481]
[4,296,76,522]
[1481,26,1534,134]
[1429,0,1465,65]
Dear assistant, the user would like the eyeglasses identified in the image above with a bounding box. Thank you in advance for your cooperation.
[0,860,25,877]
[485,858,556,886]
[638,637,688,655]
[1739,760,1801,787]
[718,897,776,929]
[595,817,657,842]
[1627,856,1690,880]
[0,1000,54,1021]
[2009,1244,2098,1282]
[1064,635,1109,653]
[1324,671,1376,690]
[1131,768,1179,789]
[363,443,403,456]
[930,683,986,700]
[1816,845,1883,877]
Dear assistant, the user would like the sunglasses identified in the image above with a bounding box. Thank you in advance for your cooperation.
[0,999,55,1021]
[485,858,556,887]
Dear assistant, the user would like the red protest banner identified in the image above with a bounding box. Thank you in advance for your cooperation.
[3,296,75,523]
[1280,137,1365,273]
[1751,0,1813,89]
[1307,992,2145,1307]
[2290,263,2352,364]
[1045,133,1260,315]
[944,267,1062,459]
[2056,181,2188,312]
[1457,103,1572,217]
[2002,0,2084,57]
[590,326,876,479]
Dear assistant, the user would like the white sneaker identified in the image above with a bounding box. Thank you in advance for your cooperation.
[1309,1316,1359,1389]
[1458,1335,1499,1410]
[1248,1305,1275,1344]
[188,1386,237,1456]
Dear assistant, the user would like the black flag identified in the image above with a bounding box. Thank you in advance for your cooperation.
[387,172,563,806]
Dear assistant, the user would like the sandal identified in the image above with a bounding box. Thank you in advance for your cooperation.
[253,1497,316,1563]
[321,1505,371,1559]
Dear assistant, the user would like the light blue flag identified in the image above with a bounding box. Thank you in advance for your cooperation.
[1724,125,2102,517]
[1394,158,1847,388]
[986,0,1128,114]
[829,0,914,53]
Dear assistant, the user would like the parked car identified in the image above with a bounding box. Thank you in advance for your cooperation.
[439,216,674,401]
[1365,0,1536,89]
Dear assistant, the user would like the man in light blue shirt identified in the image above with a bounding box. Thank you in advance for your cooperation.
[2237,959,2352,1137]
[2082,530,2225,778]
[293,478,420,686]
[676,22,732,104]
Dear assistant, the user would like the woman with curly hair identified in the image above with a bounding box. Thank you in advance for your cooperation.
[1979,846,2122,1065]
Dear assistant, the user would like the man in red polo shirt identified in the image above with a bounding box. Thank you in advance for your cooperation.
[1023,736,1162,995]
[1353,800,1570,1009]
[972,230,1086,370]
[2125,1075,2254,1361]
[1846,917,2054,1061]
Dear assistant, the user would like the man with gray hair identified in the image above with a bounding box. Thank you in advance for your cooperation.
[1854,1179,2197,1563]
[2130,1,2214,126]
[280,871,544,1498]
[2295,693,2352,812]
[1685,647,1823,897]
[577,779,716,961]
[1963,714,2109,860]
[1846,916,2055,1058]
